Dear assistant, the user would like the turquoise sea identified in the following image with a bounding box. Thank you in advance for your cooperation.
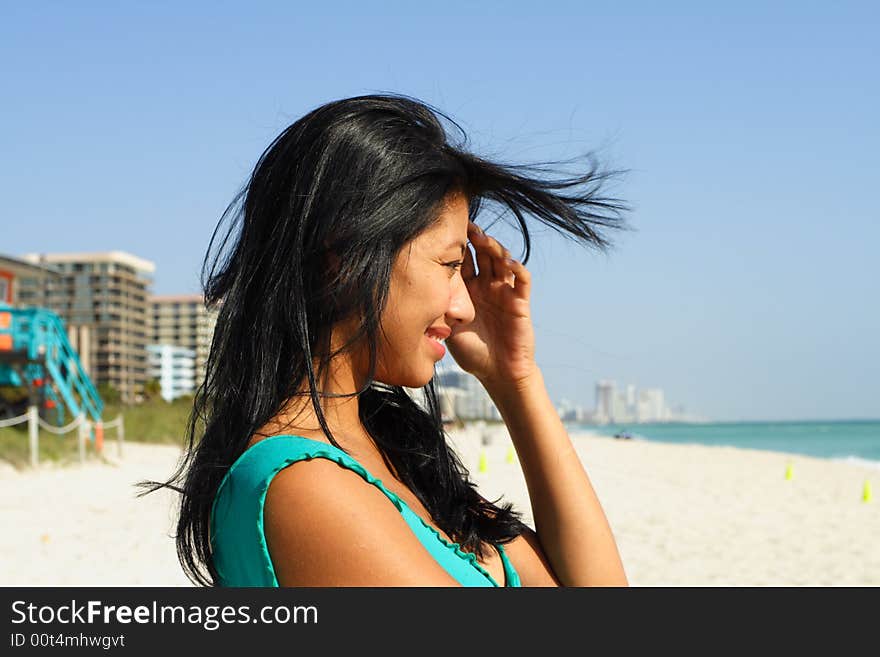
[568,420,880,469]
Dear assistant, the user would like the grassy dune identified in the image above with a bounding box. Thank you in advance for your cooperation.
[0,396,198,469]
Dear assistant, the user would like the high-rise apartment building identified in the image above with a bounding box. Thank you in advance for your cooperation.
[149,294,218,392]
[0,254,60,307]
[432,360,501,421]
[637,388,668,423]
[594,380,616,424]
[147,344,196,402]
[20,251,154,404]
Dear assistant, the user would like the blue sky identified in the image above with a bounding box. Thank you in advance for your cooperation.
[2,2,877,421]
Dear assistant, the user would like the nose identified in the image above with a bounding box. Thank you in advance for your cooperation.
[446,271,476,326]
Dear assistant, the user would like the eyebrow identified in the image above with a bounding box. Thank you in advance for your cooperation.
[444,239,467,256]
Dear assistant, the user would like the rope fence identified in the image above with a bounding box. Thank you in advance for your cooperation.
[0,406,124,467]
[89,415,125,458]
[0,412,30,428]
[37,415,84,434]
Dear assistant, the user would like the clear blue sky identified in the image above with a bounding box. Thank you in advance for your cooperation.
[2,2,877,422]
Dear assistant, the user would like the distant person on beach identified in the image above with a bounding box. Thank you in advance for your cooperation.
[142,93,628,587]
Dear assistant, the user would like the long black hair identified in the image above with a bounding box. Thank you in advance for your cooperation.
[138,92,629,586]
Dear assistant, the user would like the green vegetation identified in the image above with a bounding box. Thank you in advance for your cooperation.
[0,385,29,406]
[96,382,121,406]
[141,378,163,403]
[0,395,200,470]
[0,426,90,470]
[102,394,201,445]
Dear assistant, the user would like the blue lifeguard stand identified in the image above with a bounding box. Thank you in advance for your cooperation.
[0,302,103,425]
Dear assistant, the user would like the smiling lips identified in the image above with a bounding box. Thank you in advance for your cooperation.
[425,326,452,341]
[425,326,451,358]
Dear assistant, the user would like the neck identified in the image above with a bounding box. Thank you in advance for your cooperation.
[255,342,378,457]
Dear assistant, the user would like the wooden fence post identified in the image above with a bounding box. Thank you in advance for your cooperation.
[77,413,86,463]
[28,404,39,467]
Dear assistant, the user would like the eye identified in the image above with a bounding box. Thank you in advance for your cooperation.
[444,260,465,272]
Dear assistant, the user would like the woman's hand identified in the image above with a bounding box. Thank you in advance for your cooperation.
[445,221,538,390]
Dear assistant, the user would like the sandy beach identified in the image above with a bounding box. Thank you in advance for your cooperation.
[2,425,878,586]
[452,425,880,586]
[0,442,191,587]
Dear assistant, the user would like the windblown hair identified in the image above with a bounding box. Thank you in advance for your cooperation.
[138,93,628,586]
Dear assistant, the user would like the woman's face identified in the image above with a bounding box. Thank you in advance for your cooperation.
[371,191,475,388]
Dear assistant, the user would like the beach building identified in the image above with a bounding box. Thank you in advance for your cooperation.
[433,360,501,421]
[594,379,649,424]
[0,254,61,307]
[147,344,196,402]
[611,389,632,423]
[625,384,637,412]
[402,381,471,423]
[594,380,616,424]
[637,388,668,422]
[149,294,217,392]
[19,251,154,404]
[557,398,589,422]
[436,386,468,422]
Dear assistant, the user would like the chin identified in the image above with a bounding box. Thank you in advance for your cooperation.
[373,364,435,390]
[373,342,440,389]
[400,369,435,390]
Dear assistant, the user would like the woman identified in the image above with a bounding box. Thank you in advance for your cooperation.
[143,93,629,587]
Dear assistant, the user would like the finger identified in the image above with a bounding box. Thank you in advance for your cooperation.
[504,258,531,299]
[495,247,513,283]
[488,247,514,286]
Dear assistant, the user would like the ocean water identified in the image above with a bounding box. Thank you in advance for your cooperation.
[569,420,880,469]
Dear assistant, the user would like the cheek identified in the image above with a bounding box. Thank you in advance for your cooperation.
[430,275,456,305]
[386,269,453,329]
[416,286,452,326]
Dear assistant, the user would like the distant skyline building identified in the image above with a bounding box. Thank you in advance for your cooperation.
[19,251,154,404]
[611,389,630,423]
[149,294,218,392]
[637,388,668,423]
[556,398,589,422]
[591,379,673,424]
[147,344,196,402]
[432,360,501,421]
[594,380,616,424]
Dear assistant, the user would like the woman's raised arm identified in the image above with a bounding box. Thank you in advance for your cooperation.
[485,368,628,586]
[449,221,627,587]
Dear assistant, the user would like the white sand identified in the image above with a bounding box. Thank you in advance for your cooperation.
[0,442,191,586]
[449,424,880,586]
[2,427,878,586]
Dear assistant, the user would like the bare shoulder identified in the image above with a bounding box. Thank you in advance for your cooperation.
[263,457,463,586]
[502,525,562,587]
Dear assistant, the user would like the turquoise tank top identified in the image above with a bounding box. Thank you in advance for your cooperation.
[210,435,521,587]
